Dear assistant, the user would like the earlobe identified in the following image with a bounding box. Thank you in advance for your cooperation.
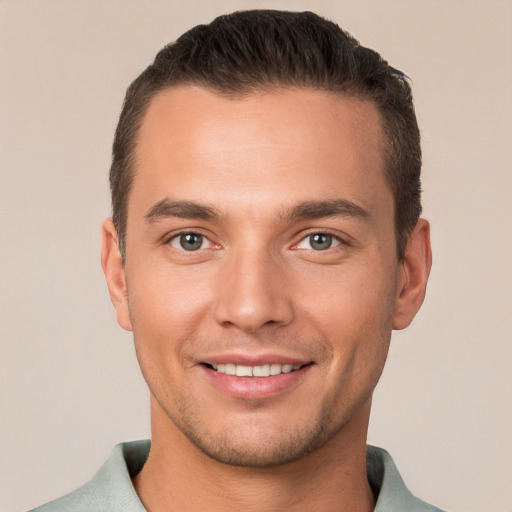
[392,219,432,330]
[101,219,133,331]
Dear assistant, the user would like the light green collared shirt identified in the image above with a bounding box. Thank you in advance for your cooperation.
[30,440,445,512]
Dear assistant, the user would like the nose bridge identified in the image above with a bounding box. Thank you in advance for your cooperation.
[213,242,293,332]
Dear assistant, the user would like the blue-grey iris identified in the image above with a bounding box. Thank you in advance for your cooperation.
[180,233,203,251]
[310,233,333,250]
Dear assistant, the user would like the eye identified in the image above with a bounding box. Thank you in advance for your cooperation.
[168,232,211,251]
[296,233,341,251]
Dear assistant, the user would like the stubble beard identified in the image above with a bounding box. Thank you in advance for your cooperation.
[170,398,336,467]
[135,337,388,469]
[131,304,393,469]
[148,343,389,468]
[148,375,377,468]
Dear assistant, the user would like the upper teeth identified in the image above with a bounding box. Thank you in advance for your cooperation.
[211,363,301,377]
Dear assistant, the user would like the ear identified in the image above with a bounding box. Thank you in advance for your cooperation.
[101,219,133,331]
[392,219,432,330]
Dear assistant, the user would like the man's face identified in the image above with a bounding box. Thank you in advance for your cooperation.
[106,86,410,466]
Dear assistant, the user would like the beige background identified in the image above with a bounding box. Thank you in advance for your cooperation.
[1,1,511,511]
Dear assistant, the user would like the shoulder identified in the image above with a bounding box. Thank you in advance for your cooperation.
[367,445,446,512]
[28,441,150,512]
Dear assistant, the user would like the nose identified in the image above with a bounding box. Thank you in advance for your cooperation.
[213,248,294,333]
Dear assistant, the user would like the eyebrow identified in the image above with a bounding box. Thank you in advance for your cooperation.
[144,198,369,224]
[285,199,369,222]
[144,199,222,223]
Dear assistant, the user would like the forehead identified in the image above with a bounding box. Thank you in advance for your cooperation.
[130,85,390,220]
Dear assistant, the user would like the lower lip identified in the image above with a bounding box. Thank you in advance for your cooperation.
[201,365,312,400]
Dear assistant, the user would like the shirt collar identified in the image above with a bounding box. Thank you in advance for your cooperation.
[84,440,440,512]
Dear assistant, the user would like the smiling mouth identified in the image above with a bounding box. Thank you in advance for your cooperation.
[203,362,310,377]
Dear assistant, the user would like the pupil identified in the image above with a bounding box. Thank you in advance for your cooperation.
[311,233,332,250]
[180,233,202,250]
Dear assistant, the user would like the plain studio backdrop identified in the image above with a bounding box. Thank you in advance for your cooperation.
[0,1,510,511]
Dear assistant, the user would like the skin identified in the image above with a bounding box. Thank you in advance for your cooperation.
[102,86,431,512]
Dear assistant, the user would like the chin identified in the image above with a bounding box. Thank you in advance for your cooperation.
[167,401,344,468]
[184,427,327,467]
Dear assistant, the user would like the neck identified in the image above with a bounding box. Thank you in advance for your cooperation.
[133,398,375,512]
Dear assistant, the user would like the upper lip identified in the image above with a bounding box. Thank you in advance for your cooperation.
[199,353,312,367]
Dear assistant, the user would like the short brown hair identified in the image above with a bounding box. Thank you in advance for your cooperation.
[110,10,422,260]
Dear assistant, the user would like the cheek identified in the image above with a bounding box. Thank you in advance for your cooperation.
[306,261,396,324]
[127,271,209,405]
[126,264,214,366]
[128,260,211,321]
[303,263,397,364]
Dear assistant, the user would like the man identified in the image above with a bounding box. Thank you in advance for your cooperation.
[31,9,440,512]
